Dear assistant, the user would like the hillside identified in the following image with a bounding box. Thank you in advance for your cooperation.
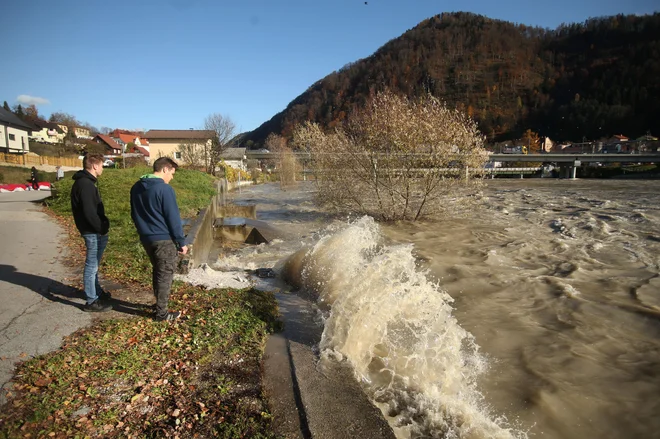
[242,12,660,146]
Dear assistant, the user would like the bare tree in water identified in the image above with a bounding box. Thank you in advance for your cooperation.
[292,90,489,221]
[266,133,300,189]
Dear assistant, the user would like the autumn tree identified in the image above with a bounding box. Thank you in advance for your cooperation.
[521,129,540,153]
[24,105,43,124]
[49,111,79,127]
[292,90,488,221]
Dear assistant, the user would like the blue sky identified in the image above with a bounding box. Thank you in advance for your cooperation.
[2,0,657,134]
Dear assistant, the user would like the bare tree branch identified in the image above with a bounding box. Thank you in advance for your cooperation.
[205,113,236,175]
[292,90,489,221]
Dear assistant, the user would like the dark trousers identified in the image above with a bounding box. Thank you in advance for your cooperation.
[142,240,178,319]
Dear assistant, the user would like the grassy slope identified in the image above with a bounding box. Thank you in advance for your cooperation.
[0,168,281,438]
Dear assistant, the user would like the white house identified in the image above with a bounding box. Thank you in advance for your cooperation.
[0,107,32,154]
[220,147,247,171]
[74,126,92,139]
[31,120,65,143]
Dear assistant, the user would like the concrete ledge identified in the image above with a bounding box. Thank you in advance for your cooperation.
[263,292,395,439]
[214,217,288,244]
[218,204,256,219]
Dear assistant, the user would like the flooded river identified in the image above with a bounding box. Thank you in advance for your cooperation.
[188,179,660,439]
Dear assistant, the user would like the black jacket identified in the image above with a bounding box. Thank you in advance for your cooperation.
[70,170,109,235]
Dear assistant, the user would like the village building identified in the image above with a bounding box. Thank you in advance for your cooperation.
[143,129,215,164]
[92,134,124,155]
[220,147,247,171]
[0,107,33,154]
[30,120,65,144]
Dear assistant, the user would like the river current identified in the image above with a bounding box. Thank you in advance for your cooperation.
[182,179,660,439]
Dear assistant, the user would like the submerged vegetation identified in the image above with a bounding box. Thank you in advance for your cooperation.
[292,90,489,221]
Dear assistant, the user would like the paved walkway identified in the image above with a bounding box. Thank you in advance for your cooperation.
[0,190,91,405]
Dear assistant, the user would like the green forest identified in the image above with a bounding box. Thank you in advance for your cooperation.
[242,12,660,147]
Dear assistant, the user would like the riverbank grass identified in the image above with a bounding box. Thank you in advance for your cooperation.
[0,167,281,438]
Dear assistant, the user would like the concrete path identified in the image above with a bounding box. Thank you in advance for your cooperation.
[263,292,396,439]
[0,190,91,405]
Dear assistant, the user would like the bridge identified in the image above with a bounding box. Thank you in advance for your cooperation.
[490,153,660,164]
[245,151,660,179]
[489,153,660,178]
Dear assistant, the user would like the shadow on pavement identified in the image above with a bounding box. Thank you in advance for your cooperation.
[0,264,150,317]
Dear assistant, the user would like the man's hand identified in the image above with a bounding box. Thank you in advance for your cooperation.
[178,245,188,255]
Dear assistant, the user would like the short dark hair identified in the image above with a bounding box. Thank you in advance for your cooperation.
[153,157,179,173]
[83,153,104,170]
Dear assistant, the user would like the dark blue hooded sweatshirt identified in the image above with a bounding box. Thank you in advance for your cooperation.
[130,174,185,249]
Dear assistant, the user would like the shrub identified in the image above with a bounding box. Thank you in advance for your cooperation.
[292,90,489,221]
[217,161,250,183]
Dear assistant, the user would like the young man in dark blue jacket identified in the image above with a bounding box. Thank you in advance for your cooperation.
[70,153,112,312]
[130,157,188,321]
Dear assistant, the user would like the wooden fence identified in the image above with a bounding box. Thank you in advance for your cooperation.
[0,153,82,167]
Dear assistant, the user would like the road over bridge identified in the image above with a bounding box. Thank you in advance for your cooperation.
[490,153,660,164]
[245,151,660,179]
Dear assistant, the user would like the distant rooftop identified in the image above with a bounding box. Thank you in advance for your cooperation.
[144,130,215,140]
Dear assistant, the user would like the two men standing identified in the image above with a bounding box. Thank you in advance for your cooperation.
[71,155,186,320]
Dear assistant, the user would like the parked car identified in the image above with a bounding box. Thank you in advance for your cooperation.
[103,159,115,168]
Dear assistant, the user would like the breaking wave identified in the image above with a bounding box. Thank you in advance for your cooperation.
[282,216,525,438]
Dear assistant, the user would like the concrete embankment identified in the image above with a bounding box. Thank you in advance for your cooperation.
[183,181,396,438]
[263,292,396,439]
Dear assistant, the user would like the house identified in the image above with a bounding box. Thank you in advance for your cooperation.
[56,123,69,135]
[143,129,215,163]
[220,148,247,171]
[541,137,554,153]
[125,142,150,159]
[108,129,150,151]
[30,120,65,143]
[0,107,32,154]
[93,134,123,155]
[74,126,92,139]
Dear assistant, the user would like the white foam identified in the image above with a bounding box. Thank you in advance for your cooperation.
[287,216,525,438]
[176,264,252,290]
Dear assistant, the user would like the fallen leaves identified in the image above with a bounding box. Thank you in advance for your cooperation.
[0,284,281,438]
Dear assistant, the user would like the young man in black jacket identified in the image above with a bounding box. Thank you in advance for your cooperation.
[130,157,188,321]
[70,153,112,312]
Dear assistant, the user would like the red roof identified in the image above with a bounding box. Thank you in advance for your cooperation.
[135,146,150,157]
[118,133,137,144]
[94,134,123,152]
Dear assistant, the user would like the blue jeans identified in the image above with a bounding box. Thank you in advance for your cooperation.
[82,234,109,304]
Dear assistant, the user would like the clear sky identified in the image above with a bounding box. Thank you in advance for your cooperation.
[2,0,657,134]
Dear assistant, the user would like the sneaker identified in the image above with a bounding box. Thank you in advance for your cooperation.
[98,289,112,301]
[154,311,181,321]
[83,300,112,312]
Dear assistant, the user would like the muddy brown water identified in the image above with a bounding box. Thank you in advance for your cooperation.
[213,180,660,439]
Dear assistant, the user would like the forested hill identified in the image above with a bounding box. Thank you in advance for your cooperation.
[242,12,660,147]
